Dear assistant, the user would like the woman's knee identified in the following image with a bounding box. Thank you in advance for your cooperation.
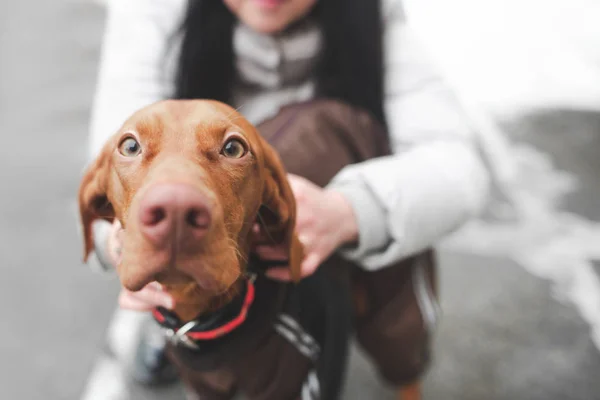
[256,99,390,187]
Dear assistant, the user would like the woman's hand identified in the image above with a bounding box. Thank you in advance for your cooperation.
[256,174,359,281]
[119,282,174,311]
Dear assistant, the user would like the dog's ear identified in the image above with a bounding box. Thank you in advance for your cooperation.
[259,140,304,282]
[78,144,115,262]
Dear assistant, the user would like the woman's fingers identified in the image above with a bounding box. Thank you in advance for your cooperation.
[265,251,321,282]
[251,223,280,246]
[118,290,157,311]
[251,223,292,260]
[300,252,320,276]
[254,244,288,260]
[265,267,292,281]
[118,283,174,311]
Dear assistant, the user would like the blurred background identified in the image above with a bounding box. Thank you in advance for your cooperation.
[0,0,599,399]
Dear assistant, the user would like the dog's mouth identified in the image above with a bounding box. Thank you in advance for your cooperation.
[156,268,229,294]
[138,241,243,301]
[119,240,240,295]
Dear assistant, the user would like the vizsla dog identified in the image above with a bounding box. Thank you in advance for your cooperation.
[78,99,432,400]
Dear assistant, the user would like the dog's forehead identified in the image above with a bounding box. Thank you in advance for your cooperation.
[161,100,230,126]
[124,100,256,140]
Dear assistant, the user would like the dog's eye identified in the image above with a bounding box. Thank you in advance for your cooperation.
[118,137,141,157]
[221,138,247,159]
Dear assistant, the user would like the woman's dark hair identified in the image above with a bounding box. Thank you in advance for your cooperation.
[175,0,386,126]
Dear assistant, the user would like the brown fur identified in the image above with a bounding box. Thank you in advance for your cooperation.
[78,99,303,321]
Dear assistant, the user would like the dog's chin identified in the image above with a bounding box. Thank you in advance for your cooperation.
[157,269,234,295]
[158,258,242,301]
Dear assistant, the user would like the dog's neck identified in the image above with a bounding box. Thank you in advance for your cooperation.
[164,278,245,322]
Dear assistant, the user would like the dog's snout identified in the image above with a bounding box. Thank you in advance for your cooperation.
[139,183,212,246]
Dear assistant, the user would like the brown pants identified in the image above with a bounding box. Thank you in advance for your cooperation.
[170,99,440,399]
[260,99,440,387]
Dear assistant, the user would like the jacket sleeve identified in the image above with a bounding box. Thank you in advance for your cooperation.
[327,0,491,270]
[87,0,186,158]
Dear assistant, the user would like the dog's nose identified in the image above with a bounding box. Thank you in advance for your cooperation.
[139,183,211,246]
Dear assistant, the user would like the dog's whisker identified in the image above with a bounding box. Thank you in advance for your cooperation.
[223,104,246,124]
[226,237,247,263]
[234,103,246,113]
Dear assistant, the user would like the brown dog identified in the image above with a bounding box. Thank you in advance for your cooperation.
[79,100,303,320]
[79,99,429,400]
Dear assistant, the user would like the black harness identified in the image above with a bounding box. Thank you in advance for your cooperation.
[151,256,349,400]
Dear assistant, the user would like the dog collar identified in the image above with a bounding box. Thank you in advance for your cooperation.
[151,256,289,349]
[152,275,256,349]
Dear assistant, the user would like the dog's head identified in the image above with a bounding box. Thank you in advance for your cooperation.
[78,100,302,319]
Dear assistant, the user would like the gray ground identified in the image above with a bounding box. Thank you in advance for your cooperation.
[0,1,599,400]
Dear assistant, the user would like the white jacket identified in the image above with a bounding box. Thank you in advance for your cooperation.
[88,0,492,270]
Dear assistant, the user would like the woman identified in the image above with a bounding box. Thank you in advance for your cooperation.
[88,0,491,388]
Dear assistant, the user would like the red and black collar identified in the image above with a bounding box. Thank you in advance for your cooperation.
[151,257,287,350]
[152,276,255,349]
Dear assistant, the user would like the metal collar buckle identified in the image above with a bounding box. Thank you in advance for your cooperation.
[164,320,201,350]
